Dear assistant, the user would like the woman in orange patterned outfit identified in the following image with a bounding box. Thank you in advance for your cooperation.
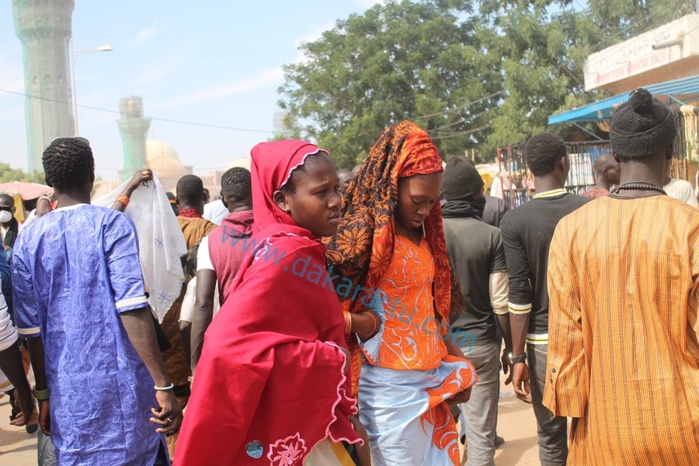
[326,121,478,465]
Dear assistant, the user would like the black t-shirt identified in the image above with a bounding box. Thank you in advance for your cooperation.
[500,192,590,336]
[482,195,508,228]
[443,216,507,344]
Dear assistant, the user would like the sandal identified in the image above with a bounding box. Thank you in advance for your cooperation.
[7,389,39,433]
[7,389,20,422]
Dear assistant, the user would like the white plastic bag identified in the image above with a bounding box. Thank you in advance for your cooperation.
[93,175,186,322]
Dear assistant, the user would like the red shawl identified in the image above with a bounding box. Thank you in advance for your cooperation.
[176,141,360,466]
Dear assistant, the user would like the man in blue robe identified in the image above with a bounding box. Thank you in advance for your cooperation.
[12,137,182,465]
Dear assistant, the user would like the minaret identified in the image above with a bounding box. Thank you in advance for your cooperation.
[117,96,151,181]
[13,0,75,173]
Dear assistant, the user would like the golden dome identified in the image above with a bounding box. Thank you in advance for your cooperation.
[226,157,251,170]
[146,140,180,162]
[146,140,188,179]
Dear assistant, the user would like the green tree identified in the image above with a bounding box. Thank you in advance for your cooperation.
[481,0,692,151]
[0,162,45,183]
[279,0,693,164]
[279,0,502,167]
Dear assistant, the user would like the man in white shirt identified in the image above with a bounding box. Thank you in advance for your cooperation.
[663,165,699,207]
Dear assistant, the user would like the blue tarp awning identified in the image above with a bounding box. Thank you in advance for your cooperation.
[548,74,699,125]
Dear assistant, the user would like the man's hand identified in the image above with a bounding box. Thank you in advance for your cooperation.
[512,362,532,403]
[38,399,51,436]
[36,195,54,217]
[150,390,183,436]
[8,390,37,429]
[125,169,153,196]
[501,351,514,385]
[447,386,472,405]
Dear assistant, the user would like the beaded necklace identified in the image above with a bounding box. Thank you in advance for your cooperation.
[611,182,666,195]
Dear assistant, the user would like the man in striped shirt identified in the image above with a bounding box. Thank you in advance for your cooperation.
[0,280,35,428]
[500,133,589,466]
[545,88,699,464]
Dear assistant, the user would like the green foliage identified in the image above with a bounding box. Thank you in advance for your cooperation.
[279,0,693,165]
[279,0,501,167]
[0,162,45,183]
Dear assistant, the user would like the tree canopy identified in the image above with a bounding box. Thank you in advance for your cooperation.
[0,162,44,184]
[279,0,693,167]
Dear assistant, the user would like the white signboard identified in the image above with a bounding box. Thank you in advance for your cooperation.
[584,14,699,91]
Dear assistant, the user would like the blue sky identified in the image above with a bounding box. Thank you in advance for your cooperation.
[0,0,382,178]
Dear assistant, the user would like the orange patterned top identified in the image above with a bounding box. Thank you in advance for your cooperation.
[362,235,448,371]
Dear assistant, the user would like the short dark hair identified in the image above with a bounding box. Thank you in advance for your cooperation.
[524,133,566,176]
[0,193,14,206]
[176,174,205,205]
[42,138,95,191]
[281,152,333,195]
[220,167,251,202]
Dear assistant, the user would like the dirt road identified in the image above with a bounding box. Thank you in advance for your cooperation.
[1,379,542,465]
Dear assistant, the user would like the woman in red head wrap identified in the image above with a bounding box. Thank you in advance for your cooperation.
[326,121,477,465]
[177,140,367,465]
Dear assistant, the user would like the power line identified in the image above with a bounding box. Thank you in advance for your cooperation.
[428,108,494,132]
[0,88,275,134]
[429,124,491,140]
[415,90,505,120]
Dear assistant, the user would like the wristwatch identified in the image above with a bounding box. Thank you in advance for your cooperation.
[508,352,527,364]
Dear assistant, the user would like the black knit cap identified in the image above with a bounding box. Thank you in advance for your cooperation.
[610,88,676,159]
[442,155,484,201]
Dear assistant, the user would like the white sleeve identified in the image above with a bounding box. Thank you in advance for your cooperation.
[23,210,37,228]
[0,284,18,352]
[489,271,509,315]
[685,184,699,208]
[197,236,214,271]
[179,277,197,323]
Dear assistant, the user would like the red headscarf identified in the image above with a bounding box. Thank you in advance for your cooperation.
[250,140,329,232]
[177,140,360,466]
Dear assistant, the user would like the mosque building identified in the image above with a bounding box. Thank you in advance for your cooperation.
[13,0,75,173]
[145,139,193,193]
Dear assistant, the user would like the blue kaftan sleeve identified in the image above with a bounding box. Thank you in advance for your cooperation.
[11,237,40,338]
[104,212,148,313]
[0,252,10,296]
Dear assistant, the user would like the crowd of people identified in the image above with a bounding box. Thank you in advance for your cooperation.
[0,87,698,466]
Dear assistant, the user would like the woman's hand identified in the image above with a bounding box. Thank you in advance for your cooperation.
[349,415,372,466]
[339,346,351,373]
[447,386,472,405]
[352,312,381,341]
